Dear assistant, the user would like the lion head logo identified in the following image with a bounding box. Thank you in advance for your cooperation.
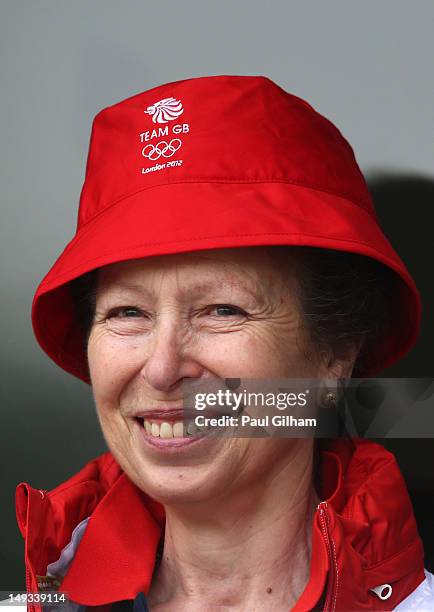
[144,97,184,124]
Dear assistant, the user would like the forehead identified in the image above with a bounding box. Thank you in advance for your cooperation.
[97,246,295,289]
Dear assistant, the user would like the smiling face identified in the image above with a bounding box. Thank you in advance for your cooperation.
[87,247,339,505]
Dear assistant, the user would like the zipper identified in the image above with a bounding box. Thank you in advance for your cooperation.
[25,554,43,612]
[23,488,47,612]
[25,559,35,612]
[318,501,338,612]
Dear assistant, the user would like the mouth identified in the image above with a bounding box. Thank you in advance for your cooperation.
[132,403,242,452]
[132,404,241,437]
[133,415,220,454]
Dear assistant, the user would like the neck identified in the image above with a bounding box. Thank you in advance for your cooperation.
[148,441,319,611]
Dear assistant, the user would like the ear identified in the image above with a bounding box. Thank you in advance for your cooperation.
[319,342,362,380]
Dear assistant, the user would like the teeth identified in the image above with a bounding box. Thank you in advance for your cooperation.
[142,419,210,438]
[143,420,186,439]
[159,422,173,439]
[173,422,184,438]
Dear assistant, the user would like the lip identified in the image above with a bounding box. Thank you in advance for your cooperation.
[134,408,195,423]
[133,416,218,453]
[133,407,236,423]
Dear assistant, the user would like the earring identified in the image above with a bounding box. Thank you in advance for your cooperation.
[323,390,337,408]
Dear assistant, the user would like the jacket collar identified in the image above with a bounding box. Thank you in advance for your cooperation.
[16,439,425,610]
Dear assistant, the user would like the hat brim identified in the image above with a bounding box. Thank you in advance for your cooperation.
[32,181,421,382]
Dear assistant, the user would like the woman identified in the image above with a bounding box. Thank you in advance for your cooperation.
[16,75,433,611]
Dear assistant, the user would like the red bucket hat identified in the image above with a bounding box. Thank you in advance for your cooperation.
[32,74,421,383]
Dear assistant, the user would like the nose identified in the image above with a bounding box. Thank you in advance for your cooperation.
[139,316,203,392]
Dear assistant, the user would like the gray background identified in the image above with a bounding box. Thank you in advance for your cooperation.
[1,0,433,589]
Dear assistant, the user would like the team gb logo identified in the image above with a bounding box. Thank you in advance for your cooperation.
[144,97,184,124]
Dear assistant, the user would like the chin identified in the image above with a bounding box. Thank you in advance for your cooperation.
[134,469,218,506]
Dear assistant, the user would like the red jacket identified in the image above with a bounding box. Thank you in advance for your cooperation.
[15,438,431,611]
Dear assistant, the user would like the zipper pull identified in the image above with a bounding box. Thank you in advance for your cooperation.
[370,583,393,600]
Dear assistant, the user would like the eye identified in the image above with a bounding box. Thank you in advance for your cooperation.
[210,304,246,317]
[107,306,145,319]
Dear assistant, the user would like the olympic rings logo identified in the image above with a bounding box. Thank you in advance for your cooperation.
[141,139,182,161]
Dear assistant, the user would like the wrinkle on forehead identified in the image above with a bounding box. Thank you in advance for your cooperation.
[96,247,297,302]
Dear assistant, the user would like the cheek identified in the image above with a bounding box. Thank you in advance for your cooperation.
[203,326,306,377]
[189,330,263,375]
[87,332,144,406]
